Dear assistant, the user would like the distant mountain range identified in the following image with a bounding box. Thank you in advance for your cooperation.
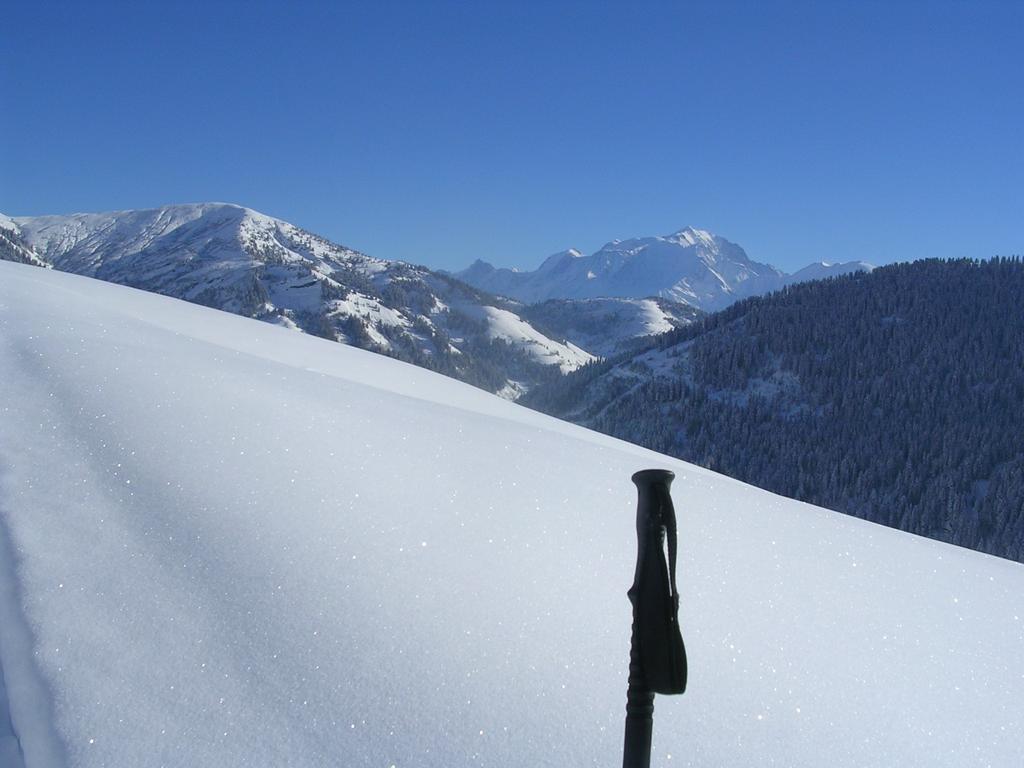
[456,226,872,312]
[1,203,871,396]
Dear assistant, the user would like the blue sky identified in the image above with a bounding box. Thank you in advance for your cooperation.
[2,1,1020,272]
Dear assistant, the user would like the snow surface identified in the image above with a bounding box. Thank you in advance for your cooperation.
[0,260,1022,768]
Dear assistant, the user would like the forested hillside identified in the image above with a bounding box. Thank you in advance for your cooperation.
[524,258,1024,561]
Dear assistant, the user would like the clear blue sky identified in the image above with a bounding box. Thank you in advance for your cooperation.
[2,1,1021,272]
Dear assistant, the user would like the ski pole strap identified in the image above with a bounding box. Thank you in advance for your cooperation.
[661,483,679,613]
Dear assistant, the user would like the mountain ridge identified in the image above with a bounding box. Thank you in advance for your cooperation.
[4,203,604,395]
[2,202,875,398]
[456,227,873,311]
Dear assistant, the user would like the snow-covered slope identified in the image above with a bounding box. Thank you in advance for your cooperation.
[0,215,49,268]
[457,229,874,312]
[520,297,703,357]
[6,204,594,394]
[0,261,1021,768]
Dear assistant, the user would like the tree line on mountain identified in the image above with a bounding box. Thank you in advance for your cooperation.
[523,258,1024,562]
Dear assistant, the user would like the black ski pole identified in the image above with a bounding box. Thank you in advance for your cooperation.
[623,469,687,768]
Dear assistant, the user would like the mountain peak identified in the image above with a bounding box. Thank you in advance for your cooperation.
[537,248,584,272]
[666,226,717,248]
[455,224,881,312]
[457,225,778,310]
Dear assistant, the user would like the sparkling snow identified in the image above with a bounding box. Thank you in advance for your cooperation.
[0,261,1021,768]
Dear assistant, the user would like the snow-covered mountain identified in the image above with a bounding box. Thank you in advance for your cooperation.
[1,260,1021,767]
[457,228,874,311]
[5,204,595,394]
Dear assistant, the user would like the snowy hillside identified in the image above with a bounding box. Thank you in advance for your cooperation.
[6,204,593,394]
[520,297,702,357]
[0,215,48,268]
[457,228,874,312]
[0,261,1021,768]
